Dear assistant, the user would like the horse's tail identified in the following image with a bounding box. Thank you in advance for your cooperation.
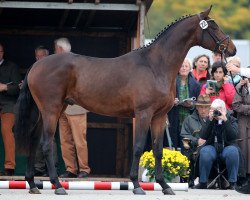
[14,76,40,156]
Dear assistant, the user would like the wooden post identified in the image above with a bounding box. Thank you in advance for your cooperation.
[133,1,146,144]
[139,1,145,47]
[133,1,147,181]
[123,125,129,176]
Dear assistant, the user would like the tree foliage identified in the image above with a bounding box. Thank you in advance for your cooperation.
[145,0,250,39]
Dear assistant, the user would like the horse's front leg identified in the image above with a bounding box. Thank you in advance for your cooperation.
[42,116,67,195]
[43,136,67,195]
[151,115,175,195]
[130,111,151,195]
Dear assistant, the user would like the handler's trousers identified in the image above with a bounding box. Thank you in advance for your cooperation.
[0,113,15,169]
[59,113,90,175]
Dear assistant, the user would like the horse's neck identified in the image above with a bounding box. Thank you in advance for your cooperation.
[148,16,199,78]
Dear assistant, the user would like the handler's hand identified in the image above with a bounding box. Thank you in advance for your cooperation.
[239,78,249,86]
[226,63,240,74]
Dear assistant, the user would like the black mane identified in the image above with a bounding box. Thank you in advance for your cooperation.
[134,14,192,51]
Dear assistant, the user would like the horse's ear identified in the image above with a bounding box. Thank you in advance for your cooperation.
[200,5,212,19]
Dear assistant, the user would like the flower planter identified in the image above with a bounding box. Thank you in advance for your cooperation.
[140,149,190,183]
[142,169,180,183]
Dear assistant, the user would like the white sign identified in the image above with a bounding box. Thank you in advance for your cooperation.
[199,20,208,29]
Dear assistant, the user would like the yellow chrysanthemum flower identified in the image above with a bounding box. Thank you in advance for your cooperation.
[140,149,190,181]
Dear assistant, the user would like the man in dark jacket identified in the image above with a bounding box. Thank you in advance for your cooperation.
[194,99,240,189]
[0,43,22,176]
[181,94,211,187]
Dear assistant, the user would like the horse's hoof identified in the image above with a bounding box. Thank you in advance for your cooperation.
[162,187,175,195]
[55,187,68,195]
[29,187,41,194]
[133,187,146,195]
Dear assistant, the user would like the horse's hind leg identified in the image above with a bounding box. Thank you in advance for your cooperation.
[130,111,151,195]
[25,109,42,194]
[42,113,67,195]
[25,125,42,194]
[151,114,175,195]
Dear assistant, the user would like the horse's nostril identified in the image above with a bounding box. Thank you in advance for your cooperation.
[229,48,237,57]
[234,48,237,55]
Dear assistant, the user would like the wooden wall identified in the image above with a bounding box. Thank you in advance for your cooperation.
[0,31,133,177]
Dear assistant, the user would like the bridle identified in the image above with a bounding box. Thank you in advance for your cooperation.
[196,14,244,96]
[197,14,230,54]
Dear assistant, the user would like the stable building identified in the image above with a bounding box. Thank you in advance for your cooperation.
[0,0,153,178]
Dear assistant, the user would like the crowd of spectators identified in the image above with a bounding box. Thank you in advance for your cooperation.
[167,52,250,191]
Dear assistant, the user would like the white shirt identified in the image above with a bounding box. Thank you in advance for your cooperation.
[240,68,250,78]
[64,104,88,115]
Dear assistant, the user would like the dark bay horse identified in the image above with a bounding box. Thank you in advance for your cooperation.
[14,6,236,195]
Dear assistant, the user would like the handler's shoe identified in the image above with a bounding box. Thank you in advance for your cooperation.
[0,169,14,176]
[60,171,77,178]
[78,171,89,178]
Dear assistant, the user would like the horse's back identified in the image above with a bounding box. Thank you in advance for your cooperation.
[27,52,172,117]
[27,53,136,116]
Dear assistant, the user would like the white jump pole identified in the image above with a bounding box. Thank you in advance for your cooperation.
[0,181,188,191]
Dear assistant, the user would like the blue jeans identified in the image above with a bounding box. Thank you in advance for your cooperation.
[199,145,239,183]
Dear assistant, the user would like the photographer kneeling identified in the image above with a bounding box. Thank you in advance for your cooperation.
[194,99,243,189]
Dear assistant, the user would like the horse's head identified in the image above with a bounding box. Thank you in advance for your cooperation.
[196,6,236,57]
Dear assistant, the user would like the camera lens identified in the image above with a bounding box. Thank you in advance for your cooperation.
[213,110,221,117]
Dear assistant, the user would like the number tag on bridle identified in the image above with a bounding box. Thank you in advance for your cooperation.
[199,20,208,29]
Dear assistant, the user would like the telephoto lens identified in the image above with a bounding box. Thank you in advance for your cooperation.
[213,110,221,117]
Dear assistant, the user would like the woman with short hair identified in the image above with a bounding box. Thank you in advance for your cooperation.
[192,54,211,85]
[200,62,235,109]
[168,58,201,149]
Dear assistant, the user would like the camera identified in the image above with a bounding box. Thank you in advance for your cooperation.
[213,110,222,117]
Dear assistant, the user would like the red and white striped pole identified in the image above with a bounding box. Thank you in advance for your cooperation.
[0,181,188,191]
